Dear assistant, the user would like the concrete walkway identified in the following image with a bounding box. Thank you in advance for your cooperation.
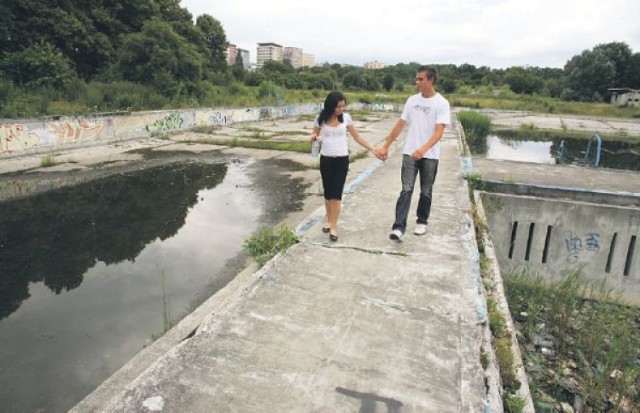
[73,123,494,412]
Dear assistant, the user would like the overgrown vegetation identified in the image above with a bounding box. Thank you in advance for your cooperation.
[242,224,299,267]
[504,270,640,411]
[458,111,492,148]
[466,195,525,410]
[1,1,639,118]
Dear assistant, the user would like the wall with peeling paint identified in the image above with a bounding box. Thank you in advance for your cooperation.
[0,102,402,157]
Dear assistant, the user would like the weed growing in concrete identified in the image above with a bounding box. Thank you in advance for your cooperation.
[463,173,484,190]
[504,269,640,411]
[242,224,299,267]
[39,153,56,167]
[192,125,222,134]
[519,122,538,131]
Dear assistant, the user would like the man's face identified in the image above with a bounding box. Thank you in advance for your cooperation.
[415,72,431,92]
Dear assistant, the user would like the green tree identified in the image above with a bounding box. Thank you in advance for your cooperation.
[2,41,76,88]
[382,73,394,91]
[628,53,640,89]
[593,42,633,88]
[116,20,204,96]
[564,48,616,101]
[504,67,544,95]
[231,54,245,81]
[195,14,228,72]
[342,72,365,90]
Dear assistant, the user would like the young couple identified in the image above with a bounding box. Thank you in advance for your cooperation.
[311,66,451,242]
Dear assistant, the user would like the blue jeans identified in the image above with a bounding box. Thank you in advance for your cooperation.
[392,155,439,233]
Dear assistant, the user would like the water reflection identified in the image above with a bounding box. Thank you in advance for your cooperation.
[467,131,640,171]
[0,157,310,413]
[0,162,227,320]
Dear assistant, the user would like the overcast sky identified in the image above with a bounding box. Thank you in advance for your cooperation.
[180,0,640,69]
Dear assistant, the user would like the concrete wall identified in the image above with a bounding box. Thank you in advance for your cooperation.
[481,192,640,305]
[0,102,401,157]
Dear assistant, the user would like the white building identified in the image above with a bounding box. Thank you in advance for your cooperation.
[283,47,303,69]
[363,60,388,69]
[301,53,315,68]
[256,42,283,69]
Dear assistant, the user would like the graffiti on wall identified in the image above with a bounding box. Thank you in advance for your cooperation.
[0,124,40,153]
[210,112,227,125]
[259,108,271,121]
[47,117,104,144]
[565,231,600,262]
[2,102,397,155]
[146,112,184,133]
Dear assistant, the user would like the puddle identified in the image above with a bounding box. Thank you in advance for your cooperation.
[0,156,310,412]
[468,131,640,171]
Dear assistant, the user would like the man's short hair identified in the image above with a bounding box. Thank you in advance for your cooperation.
[417,65,438,84]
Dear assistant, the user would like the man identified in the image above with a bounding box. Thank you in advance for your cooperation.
[378,66,451,241]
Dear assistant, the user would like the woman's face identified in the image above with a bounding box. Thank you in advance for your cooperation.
[334,99,346,116]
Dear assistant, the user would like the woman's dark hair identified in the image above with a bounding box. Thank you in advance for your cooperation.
[317,91,346,125]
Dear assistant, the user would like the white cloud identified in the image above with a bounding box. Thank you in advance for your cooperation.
[181,0,640,68]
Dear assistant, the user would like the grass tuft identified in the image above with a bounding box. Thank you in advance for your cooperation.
[242,224,299,267]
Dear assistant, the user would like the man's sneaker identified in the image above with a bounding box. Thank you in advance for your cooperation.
[414,224,428,235]
[389,229,403,241]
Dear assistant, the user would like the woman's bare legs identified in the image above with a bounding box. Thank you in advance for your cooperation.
[325,199,341,236]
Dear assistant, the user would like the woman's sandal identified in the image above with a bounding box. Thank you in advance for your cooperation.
[329,233,338,242]
[322,226,330,233]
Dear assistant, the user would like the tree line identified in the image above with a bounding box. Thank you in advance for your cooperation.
[1,0,639,117]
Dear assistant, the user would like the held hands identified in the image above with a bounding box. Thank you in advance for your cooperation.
[372,146,388,161]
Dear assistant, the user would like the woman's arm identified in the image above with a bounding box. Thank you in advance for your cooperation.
[311,125,321,141]
[347,124,375,151]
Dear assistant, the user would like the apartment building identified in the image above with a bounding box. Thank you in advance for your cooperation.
[256,42,284,69]
[302,53,315,68]
[283,47,303,69]
[363,60,388,69]
[226,43,238,65]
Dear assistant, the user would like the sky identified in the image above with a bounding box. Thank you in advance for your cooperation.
[180,0,640,69]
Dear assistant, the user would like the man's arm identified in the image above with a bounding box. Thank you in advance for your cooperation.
[378,118,406,160]
[411,123,445,160]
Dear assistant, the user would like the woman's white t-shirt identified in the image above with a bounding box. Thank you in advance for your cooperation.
[314,113,352,157]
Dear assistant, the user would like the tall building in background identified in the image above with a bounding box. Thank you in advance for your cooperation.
[226,43,238,65]
[238,48,250,69]
[302,53,315,68]
[283,47,303,69]
[256,42,283,68]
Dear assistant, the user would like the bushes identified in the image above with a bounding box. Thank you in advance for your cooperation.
[458,110,492,146]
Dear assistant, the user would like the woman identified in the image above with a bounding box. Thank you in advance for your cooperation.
[311,91,378,241]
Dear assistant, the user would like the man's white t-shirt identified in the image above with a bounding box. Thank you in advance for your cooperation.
[314,112,352,157]
[400,93,451,159]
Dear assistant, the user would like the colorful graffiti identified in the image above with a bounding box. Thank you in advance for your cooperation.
[0,124,40,153]
[146,112,184,133]
[1,102,398,156]
[47,117,104,144]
